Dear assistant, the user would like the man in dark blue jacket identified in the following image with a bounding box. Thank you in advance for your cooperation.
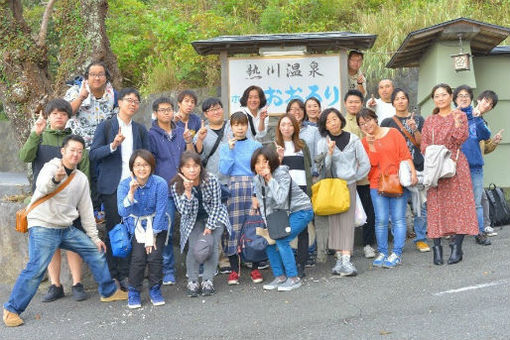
[148,97,193,285]
[453,85,492,246]
[90,88,149,288]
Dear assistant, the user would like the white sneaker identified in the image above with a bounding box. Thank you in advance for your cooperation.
[363,245,376,258]
[484,226,498,237]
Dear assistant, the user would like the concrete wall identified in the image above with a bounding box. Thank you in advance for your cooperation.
[0,121,25,173]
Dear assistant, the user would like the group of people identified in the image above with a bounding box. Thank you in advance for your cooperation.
[2,57,504,327]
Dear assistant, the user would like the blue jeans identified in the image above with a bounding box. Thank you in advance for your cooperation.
[266,209,313,278]
[405,188,427,243]
[162,197,176,277]
[370,189,407,256]
[4,226,116,315]
[470,167,484,233]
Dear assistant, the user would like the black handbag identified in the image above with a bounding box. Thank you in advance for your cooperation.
[261,179,292,240]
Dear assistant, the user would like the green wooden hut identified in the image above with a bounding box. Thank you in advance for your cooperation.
[387,18,510,187]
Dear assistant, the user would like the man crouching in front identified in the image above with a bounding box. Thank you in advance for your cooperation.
[3,135,127,327]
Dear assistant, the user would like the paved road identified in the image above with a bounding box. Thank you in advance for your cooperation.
[1,226,510,340]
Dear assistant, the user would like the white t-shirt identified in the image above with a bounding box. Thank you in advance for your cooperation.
[367,98,395,124]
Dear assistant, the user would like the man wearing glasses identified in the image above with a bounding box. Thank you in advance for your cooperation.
[148,97,194,285]
[90,88,149,290]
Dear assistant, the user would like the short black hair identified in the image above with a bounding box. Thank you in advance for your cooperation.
[477,90,498,109]
[250,146,280,174]
[391,88,410,105]
[84,61,112,83]
[230,111,248,125]
[129,149,156,174]
[45,98,72,119]
[239,85,267,108]
[356,108,378,126]
[318,108,346,137]
[453,84,473,105]
[118,88,141,101]
[202,97,223,112]
[62,134,85,149]
[152,97,174,112]
[348,50,364,60]
[344,89,364,103]
[177,90,198,105]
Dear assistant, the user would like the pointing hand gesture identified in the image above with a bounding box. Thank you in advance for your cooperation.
[79,80,89,101]
[368,94,376,108]
[33,110,47,135]
[111,126,125,149]
[407,112,417,132]
[54,160,66,183]
[197,120,207,141]
[183,121,193,144]
[228,132,237,150]
[327,136,336,155]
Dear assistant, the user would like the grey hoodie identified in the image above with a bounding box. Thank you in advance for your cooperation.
[316,133,370,184]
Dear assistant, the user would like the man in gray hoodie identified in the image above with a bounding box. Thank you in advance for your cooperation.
[3,135,127,327]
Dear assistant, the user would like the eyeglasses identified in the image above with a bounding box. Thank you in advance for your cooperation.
[358,119,373,127]
[157,108,174,113]
[133,163,150,169]
[457,94,471,99]
[206,107,222,113]
[123,98,140,105]
[89,73,106,79]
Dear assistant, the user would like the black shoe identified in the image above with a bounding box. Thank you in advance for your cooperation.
[257,261,269,270]
[475,233,491,246]
[297,264,306,279]
[447,244,463,264]
[219,266,232,274]
[72,283,89,301]
[305,254,316,268]
[186,281,201,298]
[42,284,64,302]
[432,245,443,265]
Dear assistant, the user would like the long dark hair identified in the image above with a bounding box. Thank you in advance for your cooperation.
[275,114,304,152]
[171,152,208,195]
[430,83,452,115]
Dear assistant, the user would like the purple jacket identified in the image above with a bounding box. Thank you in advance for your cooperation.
[149,120,186,190]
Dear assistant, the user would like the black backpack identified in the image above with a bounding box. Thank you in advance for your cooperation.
[485,184,510,227]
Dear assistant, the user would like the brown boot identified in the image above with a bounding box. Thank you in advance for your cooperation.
[100,288,128,302]
[3,308,23,327]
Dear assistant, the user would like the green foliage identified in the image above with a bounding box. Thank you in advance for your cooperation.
[16,0,510,94]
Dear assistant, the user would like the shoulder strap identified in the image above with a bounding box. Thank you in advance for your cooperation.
[392,116,419,148]
[105,118,113,144]
[261,176,292,218]
[26,172,77,214]
[246,113,257,137]
[203,124,225,167]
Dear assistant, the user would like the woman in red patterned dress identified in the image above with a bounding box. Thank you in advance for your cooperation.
[421,83,478,265]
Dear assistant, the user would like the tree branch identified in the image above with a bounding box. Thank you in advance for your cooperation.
[37,0,58,47]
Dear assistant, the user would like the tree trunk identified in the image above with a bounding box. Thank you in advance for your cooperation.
[0,0,121,147]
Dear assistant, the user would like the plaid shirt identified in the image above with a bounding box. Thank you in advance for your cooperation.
[171,173,231,252]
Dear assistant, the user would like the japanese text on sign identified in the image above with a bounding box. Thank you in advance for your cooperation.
[228,55,341,114]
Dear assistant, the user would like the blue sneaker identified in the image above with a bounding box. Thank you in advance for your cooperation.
[163,272,176,285]
[149,285,165,306]
[372,253,386,267]
[128,288,141,309]
[382,253,401,268]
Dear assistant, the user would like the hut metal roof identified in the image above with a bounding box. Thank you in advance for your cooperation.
[191,32,377,56]
[387,18,510,68]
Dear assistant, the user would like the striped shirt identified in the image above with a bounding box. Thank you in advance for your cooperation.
[281,141,307,194]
